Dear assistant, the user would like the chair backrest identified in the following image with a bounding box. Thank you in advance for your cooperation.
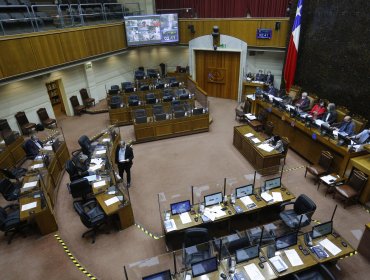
[69,178,91,199]
[135,116,147,124]
[36,108,49,122]
[153,104,164,115]
[257,110,267,122]
[65,159,79,180]
[15,111,29,126]
[242,100,251,114]
[129,94,139,101]
[0,178,13,197]
[348,170,368,193]
[183,228,209,248]
[293,194,316,215]
[134,109,146,118]
[74,202,94,228]
[155,113,167,121]
[78,135,91,155]
[111,85,119,91]
[110,95,122,108]
[0,119,11,132]
[174,110,185,118]
[227,236,251,254]
[281,136,290,156]
[318,151,333,171]
[265,121,274,137]
[79,88,89,100]
[69,96,80,107]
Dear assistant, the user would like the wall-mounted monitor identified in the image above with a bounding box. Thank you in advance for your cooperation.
[125,14,179,46]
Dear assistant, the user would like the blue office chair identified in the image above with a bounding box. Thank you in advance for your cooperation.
[182,228,211,267]
[128,94,140,106]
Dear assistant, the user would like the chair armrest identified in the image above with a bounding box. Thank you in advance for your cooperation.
[318,263,336,280]
[280,201,294,211]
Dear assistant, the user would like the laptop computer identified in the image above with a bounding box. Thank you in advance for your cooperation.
[235,244,259,264]
[191,257,218,277]
[170,200,191,215]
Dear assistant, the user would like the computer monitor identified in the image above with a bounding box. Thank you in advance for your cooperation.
[275,231,298,251]
[191,257,218,278]
[142,269,172,280]
[311,221,333,239]
[289,107,298,118]
[235,244,259,264]
[192,107,204,115]
[51,138,61,152]
[170,200,191,215]
[204,192,223,207]
[273,98,281,108]
[337,132,351,146]
[235,184,254,199]
[320,123,333,138]
[264,177,281,191]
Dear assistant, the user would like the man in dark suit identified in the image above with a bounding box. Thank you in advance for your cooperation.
[321,103,337,125]
[115,140,134,187]
[24,135,43,159]
[255,70,265,82]
[294,92,310,111]
[265,71,274,85]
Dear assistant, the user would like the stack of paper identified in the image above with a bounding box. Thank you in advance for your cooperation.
[261,192,273,203]
[246,114,257,121]
[244,263,265,280]
[319,238,342,256]
[21,201,37,212]
[244,133,254,138]
[240,196,256,209]
[89,164,102,172]
[93,180,106,189]
[203,205,226,221]
[179,212,192,224]
[246,94,256,100]
[271,192,283,202]
[320,175,337,185]
[164,219,177,232]
[23,181,38,189]
[95,149,106,155]
[251,138,261,144]
[42,145,53,151]
[257,144,274,152]
[269,255,288,273]
[285,249,303,266]
[32,163,44,169]
[104,196,119,206]
[273,97,283,102]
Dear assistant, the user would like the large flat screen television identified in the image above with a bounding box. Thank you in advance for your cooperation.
[124,14,179,46]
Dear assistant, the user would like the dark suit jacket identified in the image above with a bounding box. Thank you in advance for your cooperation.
[321,111,337,125]
[115,145,134,166]
[295,98,310,111]
[24,139,43,158]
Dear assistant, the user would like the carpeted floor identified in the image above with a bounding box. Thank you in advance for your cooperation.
[0,97,369,279]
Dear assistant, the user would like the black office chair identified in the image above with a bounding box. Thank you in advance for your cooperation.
[163,90,174,102]
[128,94,140,106]
[145,92,157,104]
[293,263,336,280]
[178,89,189,100]
[279,194,316,229]
[73,199,108,243]
[227,236,251,254]
[68,177,92,202]
[0,204,29,244]
[134,109,147,124]
[110,95,122,109]
[65,159,89,182]
[183,228,211,267]
[0,168,27,183]
[174,110,185,119]
[0,179,20,201]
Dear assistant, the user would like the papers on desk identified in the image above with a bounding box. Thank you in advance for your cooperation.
[271,192,283,202]
[104,196,120,206]
[84,175,97,182]
[269,255,288,273]
[251,138,261,144]
[245,113,257,121]
[244,133,254,138]
[91,158,103,165]
[257,143,274,152]
[93,180,106,189]
[246,94,255,100]
[240,195,256,209]
[244,263,265,280]
[95,149,106,155]
[88,164,102,172]
[102,138,110,142]
[320,174,338,185]
[203,205,226,221]
[35,155,43,160]
[286,105,295,111]
[314,119,328,127]
[23,181,38,189]
[21,201,37,212]
[164,219,177,232]
[273,97,283,102]
[319,238,342,256]
[261,192,273,203]
[32,163,44,169]
[285,249,303,266]
[42,145,53,151]
[179,212,192,224]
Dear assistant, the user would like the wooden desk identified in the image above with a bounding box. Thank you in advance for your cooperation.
[243,81,268,96]
[134,113,210,143]
[357,223,370,260]
[255,100,366,176]
[0,136,25,174]
[233,125,282,172]
[345,154,370,203]
[233,257,276,280]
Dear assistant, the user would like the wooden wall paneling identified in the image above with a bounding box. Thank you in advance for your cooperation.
[58,30,89,62]
[229,20,259,46]
[0,38,37,77]
[257,19,284,47]
[201,20,230,38]
[0,63,3,79]
[29,34,66,69]
[85,25,125,56]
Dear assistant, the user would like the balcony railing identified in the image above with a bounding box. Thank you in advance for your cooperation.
[0,2,142,36]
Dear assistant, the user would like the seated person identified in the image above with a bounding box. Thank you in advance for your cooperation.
[255,70,265,82]
[24,135,43,159]
[246,72,254,81]
[309,99,326,119]
[321,103,337,125]
[333,115,355,136]
[294,92,310,111]
[267,85,278,96]
[263,135,284,153]
[351,128,370,144]
[265,71,274,85]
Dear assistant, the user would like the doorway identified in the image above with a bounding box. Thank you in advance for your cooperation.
[45,79,66,119]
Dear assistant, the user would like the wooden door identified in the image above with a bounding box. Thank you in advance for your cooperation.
[195,50,240,100]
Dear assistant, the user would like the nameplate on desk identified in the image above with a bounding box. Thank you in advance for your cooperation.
[93,180,106,188]
[244,263,265,280]
[95,149,106,155]
[42,145,53,151]
[23,181,38,189]
[285,249,303,266]
[21,201,37,211]
[32,163,44,169]
[105,196,120,206]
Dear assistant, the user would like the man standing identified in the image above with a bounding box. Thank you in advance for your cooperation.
[115,140,134,187]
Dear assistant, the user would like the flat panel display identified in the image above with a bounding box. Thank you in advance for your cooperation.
[170,200,191,215]
[312,221,333,239]
[142,269,171,280]
[191,257,218,277]
[264,177,281,191]
[275,231,298,251]
[235,184,254,199]
[204,192,223,207]
[235,244,259,264]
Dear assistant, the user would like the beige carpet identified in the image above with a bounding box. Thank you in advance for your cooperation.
[1,97,369,279]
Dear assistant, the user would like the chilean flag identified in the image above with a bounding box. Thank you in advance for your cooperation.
[284,0,304,92]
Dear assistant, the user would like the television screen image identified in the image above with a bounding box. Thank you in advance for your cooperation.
[170,200,191,215]
[275,231,298,251]
[204,192,223,207]
[191,257,218,277]
[264,177,281,191]
[142,269,171,280]
[125,14,179,46]
[235,244,259,263]
[312,221,333,239]
[235,184,254,199]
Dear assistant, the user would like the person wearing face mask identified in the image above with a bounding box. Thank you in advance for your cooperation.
[333,115,355,136]
[321,103,337,125]
[114,140,134,187]
[309,99,327,119]
[294,92,310,111]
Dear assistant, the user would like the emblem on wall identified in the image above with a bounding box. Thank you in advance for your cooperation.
[207,68,226,83]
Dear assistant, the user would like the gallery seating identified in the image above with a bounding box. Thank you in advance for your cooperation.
[69,96,86,116]
[36,108,57,128]
[14,111,36,135]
